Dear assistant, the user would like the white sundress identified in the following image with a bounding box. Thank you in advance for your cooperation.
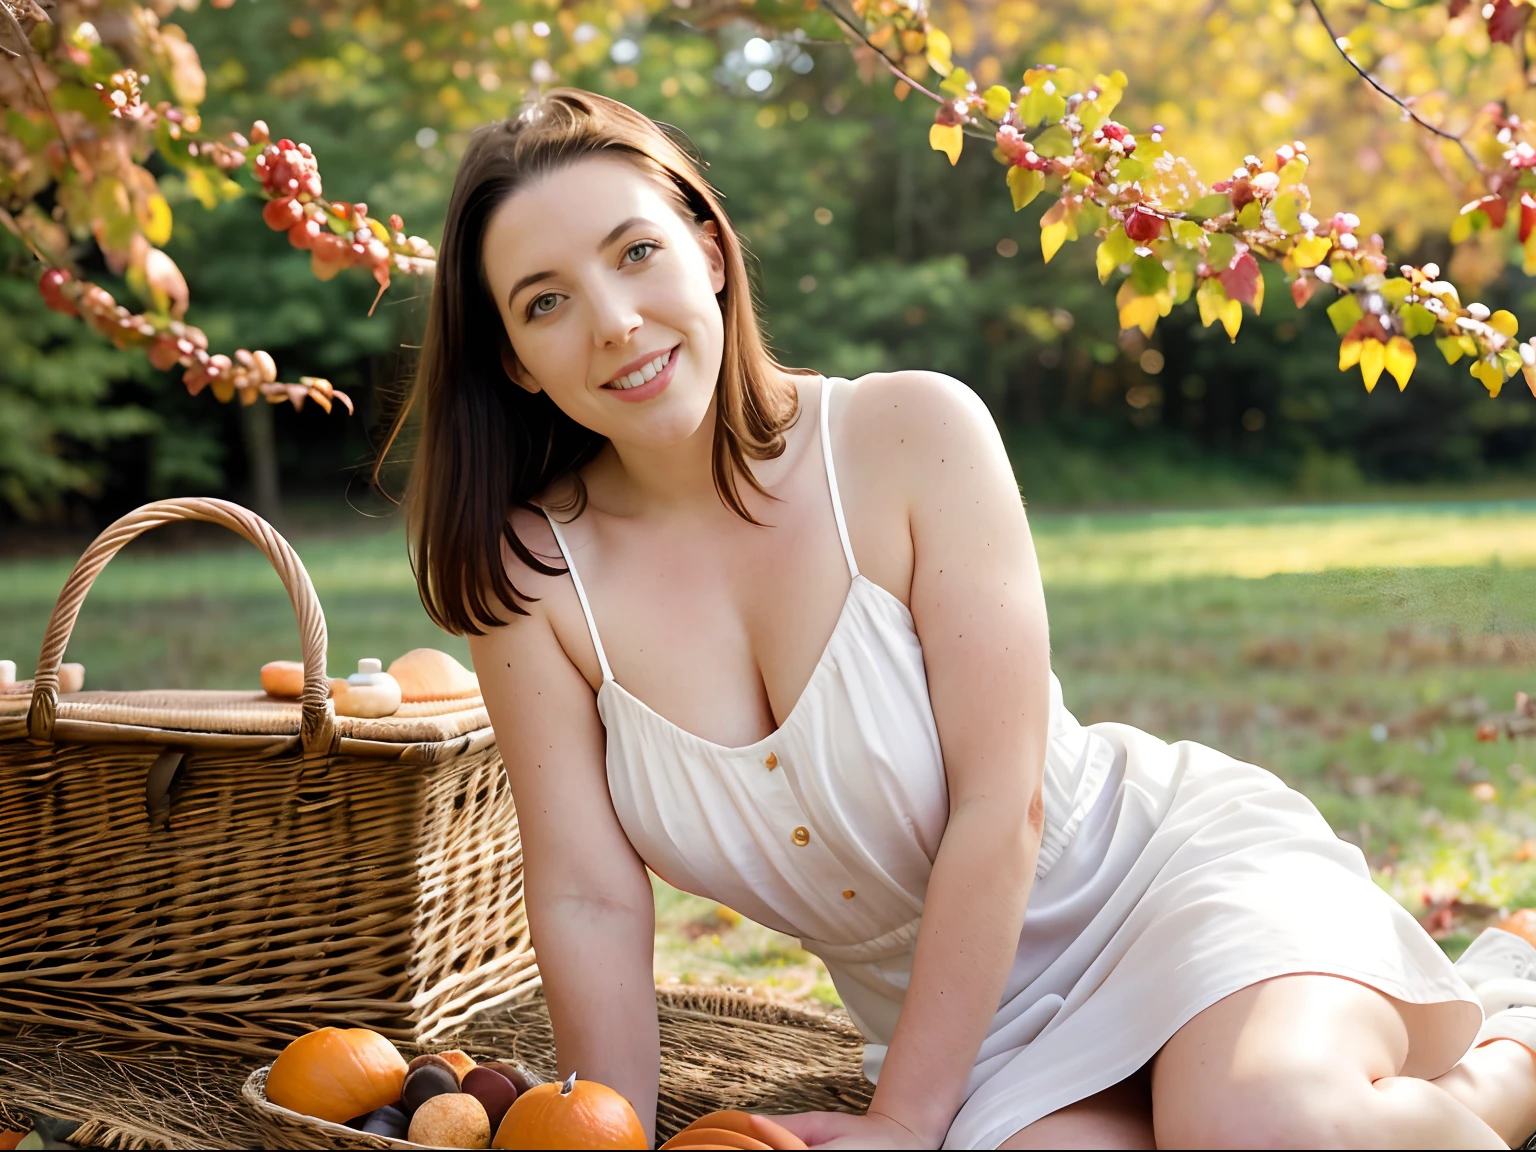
[540,376,1484,1149]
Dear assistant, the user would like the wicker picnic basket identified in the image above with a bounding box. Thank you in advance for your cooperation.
[0,497,537,1057]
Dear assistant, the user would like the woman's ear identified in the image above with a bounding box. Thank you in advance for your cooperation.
[500,340,541,394]
[699,220,726,295]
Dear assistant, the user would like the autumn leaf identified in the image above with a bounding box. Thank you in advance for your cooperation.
[1039,199,1076,263]
[1008,166,1044,210]
[1291,276,1315,308]
[1326,294,1364,335]
[982,85,1012,120]
[1471,357,1506,397]
[1291,234,1332,269]
[929,123,962,166]
[1359,338,1385,392]
[1339,336,1362,371]
[1196,277,1241,340]
[1491,310,1519,338]
[1487,0,1529,45]
[1384,335,1416,391]
[924,28,953,76]
[1096,224,1135,283]
[1219,251,1262,309]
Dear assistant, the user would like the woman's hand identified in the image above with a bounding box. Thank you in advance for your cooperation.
[771,1109,936,1150]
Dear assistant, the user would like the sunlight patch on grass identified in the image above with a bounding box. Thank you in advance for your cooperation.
[1033,502,1536,585]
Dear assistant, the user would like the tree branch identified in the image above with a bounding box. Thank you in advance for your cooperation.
[1305,0,1481,171]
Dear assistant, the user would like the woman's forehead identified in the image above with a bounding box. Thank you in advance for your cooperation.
[485,156,681,261]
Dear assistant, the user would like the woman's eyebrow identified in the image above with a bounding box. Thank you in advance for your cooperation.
[505,217,656,310]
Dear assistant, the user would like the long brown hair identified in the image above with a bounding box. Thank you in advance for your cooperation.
[375,88,807,637]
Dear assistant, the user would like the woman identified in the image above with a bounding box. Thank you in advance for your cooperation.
[388,88,1536,1149]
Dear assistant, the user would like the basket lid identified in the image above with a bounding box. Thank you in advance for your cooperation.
[0,687,491,760]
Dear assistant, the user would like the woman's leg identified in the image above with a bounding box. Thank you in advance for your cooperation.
[1150,973,1536,1149]
[998,1066,1155,1150]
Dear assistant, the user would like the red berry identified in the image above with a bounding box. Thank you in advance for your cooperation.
[1124,204,1164,243]
[934,101,965,128]
[262,196,304,232]
[287,218,323,250]
[38,268,78,316]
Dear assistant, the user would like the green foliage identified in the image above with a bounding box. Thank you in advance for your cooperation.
[0,271,159,519]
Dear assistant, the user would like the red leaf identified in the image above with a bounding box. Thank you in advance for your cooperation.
[1487,0,1528,43]
[1480,194,1508,229]
[1291,276,1316,308]
[1219,251,1261,306]
[1519,193,1536,243]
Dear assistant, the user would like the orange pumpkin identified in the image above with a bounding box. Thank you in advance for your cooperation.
[493,1071,646,1150]
[0,1131,27,1151]
[264,1026,408,1124]
[660,1129,771,1150]
[1496,907,1536,948]
[660,1111,806,1151]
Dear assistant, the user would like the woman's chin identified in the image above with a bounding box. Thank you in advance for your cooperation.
[604,380,715,447]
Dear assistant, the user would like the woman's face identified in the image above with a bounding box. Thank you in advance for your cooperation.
[481,154,727,449]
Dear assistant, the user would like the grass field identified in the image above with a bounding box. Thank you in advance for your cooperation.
[5,499,1536,1005]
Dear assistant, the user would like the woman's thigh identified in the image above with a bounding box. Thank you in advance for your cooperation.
[1148,972,1496,1149]
[997,1066,1154,1151]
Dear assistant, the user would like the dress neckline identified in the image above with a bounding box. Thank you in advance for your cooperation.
[598,572,915,755]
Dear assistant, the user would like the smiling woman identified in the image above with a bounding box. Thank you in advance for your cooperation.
[376,88,1536,1152]
[376,90,808,637]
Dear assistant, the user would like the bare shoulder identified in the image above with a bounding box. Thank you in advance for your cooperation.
[835,369,1011,493]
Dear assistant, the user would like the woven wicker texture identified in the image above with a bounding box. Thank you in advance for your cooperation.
[0,987,873,1150]
[0,690,489,745]
[0,498,534,1055]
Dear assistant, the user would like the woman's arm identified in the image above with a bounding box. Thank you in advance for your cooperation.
[468,534,661,1145]
[849,372,1052,1146]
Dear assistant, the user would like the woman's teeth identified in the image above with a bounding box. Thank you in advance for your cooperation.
[609,349,671,390]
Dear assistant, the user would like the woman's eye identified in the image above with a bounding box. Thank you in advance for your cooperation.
[625,242,656,264]
[531,292,560,316]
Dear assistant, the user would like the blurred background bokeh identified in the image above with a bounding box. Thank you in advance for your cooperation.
[6,0,1536,999]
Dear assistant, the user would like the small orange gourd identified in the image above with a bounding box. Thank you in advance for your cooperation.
[660,1111,807,1151]
[264,1026,408,1124]
[1496,907,1536,948]
[493,1071,646,1150]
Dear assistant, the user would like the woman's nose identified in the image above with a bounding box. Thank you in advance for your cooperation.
[588,283,643,348]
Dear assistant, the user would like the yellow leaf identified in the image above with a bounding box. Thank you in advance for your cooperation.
[1339,337,1362,370]
[982,84,1011,120]
[1041,219,1069,263]
[1471,357,1504,397]
[1490,310,1519,338]
[1119,294,1162,337]
[1194,281,1215,325]
[1359,338,1385,392]
[1218,296,1241,341]
[1291,234,1332,269]
[1525,362,1536,399]
[1007,166,1043,211]
[140,194,173,247]
[1524,231,1536,276]
[929,123,962,166]
[924,28,953,76]
[1252,268,1265,316]
[1383,335,1415,391]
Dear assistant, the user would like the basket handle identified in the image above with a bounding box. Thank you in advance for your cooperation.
[27,497,336,757]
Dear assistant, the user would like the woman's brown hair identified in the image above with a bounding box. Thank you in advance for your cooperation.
[375,88,807,636]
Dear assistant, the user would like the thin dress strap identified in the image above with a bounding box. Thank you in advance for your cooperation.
[540,508,615,683]
[819,377,860,579]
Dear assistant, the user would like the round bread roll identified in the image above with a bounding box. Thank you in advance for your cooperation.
[260,660,304,698]
[387,648,480,702]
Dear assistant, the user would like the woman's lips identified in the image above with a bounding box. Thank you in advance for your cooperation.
[603,346,678,404]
